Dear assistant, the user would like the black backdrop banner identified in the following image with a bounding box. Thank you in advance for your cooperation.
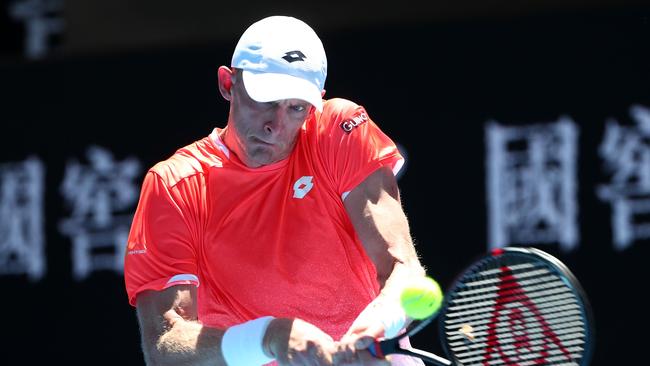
[1,8,649,365]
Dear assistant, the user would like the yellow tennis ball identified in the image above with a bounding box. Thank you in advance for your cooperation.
[400,276,443,320]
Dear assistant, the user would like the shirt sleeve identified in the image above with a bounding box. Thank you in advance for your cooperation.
[124,170,201,306]
[318,99,404,200]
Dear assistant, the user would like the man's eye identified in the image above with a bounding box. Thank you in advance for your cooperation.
[291,105,306,112]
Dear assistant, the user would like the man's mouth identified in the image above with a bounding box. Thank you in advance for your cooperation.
[250,136,272,145]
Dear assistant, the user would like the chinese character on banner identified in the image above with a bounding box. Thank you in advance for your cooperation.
[597,105,650,251]
[486,117,579,252]
[0,157,45,281]
[59,146,141,280]
[9,0,65,60]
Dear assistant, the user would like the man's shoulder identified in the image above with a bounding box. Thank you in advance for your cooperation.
[321,98,362,118]
[313,98,370,134]
[150,136,220,187]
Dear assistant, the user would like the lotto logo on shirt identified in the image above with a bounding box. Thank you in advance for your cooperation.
[340,111,369,133]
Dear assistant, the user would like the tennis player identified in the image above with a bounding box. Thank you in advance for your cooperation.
[124,15,425,365]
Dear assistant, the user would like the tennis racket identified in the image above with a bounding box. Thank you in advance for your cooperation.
[369,246,594,365]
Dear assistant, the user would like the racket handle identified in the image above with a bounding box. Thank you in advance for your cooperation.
[368,341,385,358]
[369,338,453,366]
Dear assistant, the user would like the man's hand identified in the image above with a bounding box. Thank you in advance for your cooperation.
[337,309,389,366]
[333,335,390,365]
[333,298,403,365]
[342,307,387,343]
[263,318,339,365]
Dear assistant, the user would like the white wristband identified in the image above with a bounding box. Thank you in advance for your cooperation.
[381,304,407,338]
[221,316,275,366]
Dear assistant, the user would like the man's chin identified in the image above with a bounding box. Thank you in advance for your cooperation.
[245,149,281,167]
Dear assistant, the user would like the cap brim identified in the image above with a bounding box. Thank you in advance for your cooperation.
[241,70,323,112]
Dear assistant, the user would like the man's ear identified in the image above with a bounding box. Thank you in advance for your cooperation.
[217,66,234,101]
[321,89,326,98]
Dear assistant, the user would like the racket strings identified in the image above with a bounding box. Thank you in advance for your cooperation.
[442,255,588,365]
[447,316,585,341]
[448,285,578,312]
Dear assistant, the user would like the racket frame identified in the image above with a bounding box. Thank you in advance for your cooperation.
[438,246,595,366]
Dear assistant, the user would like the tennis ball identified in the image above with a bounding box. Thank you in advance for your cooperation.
[400,276,443,320]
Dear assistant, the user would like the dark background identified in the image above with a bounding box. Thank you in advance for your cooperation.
[2,1,649,364]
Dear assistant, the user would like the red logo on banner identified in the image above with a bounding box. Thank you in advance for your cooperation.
[482,266,573,365]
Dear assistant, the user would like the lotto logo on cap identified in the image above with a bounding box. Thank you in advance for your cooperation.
[232,16,328,111]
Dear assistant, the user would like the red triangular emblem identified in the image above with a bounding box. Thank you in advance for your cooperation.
[482,266,573,365]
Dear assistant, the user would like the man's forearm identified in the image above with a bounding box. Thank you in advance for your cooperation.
[343,259,426,340]
[144,319,227,366]
[379,256,426,300]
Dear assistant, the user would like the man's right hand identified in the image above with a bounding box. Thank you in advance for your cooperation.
[263,318,339,365]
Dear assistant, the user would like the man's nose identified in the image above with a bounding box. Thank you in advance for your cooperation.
[263,105,288,135]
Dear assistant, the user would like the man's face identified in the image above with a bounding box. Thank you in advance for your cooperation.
[227,73,313,168]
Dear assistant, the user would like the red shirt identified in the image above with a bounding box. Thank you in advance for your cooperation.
[124,98,404,340]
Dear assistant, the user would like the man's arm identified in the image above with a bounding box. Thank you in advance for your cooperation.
[136,285,227,365]
[136,285,341,365]
[342,165,426,339]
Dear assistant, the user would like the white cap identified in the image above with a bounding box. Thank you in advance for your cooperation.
[231,16,327,111]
